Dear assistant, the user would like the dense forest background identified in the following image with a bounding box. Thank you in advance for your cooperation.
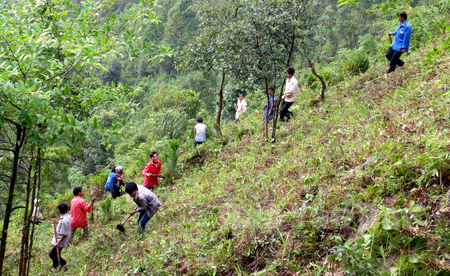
[11,0,446,196]
[2,0,450,274]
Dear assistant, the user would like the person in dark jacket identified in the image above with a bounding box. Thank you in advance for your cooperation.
[125,182,162,235]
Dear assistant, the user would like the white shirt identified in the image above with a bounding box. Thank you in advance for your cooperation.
[235,99,247,119]
[284,76,298,102]
[52,213,71,248]
[194,123,207,142]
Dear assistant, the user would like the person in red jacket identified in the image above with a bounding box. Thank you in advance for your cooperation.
[69,187,96,244]
[141,151,162,191]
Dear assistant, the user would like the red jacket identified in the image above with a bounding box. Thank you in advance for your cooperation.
[141,160,161,188]
[70,196,91,228]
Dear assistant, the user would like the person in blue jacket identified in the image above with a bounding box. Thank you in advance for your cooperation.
[386,12,411,73]
[104,166,116,199]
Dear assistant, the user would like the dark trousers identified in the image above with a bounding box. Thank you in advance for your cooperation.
[279,100,293,122]
[194,140,203,147]
[385,47,404,72]
[48,246,66,269]
[137,210,157,234]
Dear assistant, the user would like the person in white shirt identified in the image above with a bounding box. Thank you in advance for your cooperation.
[31,198,43,224]
[280,68,298,122]
[48,202,71,271]
[234,93,247,123]
[194,117,207,146]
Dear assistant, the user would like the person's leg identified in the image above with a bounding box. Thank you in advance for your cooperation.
[389,50,403,73]
[385,47,394,62]
[279,100,287,122]
[137,210,157,235]
[81,224,89,240]
[280,102,293,122]
[69,227,77,244]
[137,210,144,224]
[48,246,59,269]
[58,248,66,268]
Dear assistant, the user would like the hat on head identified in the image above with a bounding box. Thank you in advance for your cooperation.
[115,166,124,173]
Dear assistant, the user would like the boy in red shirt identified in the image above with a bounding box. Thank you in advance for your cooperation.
[141,151,162,191]
[69,187,96,244]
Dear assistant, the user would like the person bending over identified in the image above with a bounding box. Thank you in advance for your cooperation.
[125,182,162,235]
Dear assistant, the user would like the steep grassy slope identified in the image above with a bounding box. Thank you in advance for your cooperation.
[5,44,450,275]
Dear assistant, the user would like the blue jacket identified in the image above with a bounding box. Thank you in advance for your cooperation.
[105,172,116,190]
[391,20,411,52]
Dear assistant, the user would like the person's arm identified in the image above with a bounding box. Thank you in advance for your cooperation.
[242,102,247,112]
[55,235,67,248]
[402,25,411,53]
[132,197,147,215]
[89,196,96,211]
[141,162,151,178]
[116,175,123,188]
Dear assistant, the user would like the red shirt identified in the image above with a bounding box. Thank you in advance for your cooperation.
[141,160,161,188]
[70,196,91,228]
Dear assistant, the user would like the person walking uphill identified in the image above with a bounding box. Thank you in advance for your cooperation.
[125,182,162,235]
[280,68,298,122]
[69,187,96,244]
[141,152,162,191]
[386,12,411,73]
[49,202,70,271]
[234,93,247,123]
[194,117,207,146]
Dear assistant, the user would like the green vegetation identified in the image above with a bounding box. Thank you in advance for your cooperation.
[2,0,450,274]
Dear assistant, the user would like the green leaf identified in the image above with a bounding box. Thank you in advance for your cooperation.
[141,0,145,6]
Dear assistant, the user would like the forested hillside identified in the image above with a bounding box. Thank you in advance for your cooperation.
[1,0,450,274]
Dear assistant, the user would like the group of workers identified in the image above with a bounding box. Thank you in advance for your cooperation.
[46,12,412,271]
[49,152,163,271]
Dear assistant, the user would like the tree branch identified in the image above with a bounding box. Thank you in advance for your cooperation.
[1,35,27,79]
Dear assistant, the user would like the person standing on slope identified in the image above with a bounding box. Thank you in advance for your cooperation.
[49,203,71,271]
[69,187,96,244]
[280,68,298,122]
[104,166,116,199]
[234,93,247,123]
[194,117,207,146]
[386,12,411,73]
[111,166,125,199]
[263,87,278,123]
[141,152,162,191]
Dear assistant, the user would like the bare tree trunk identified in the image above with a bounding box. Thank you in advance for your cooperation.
[0,124,25,275]
[301,42,326,101]
[271,77,287,142]
[264,78,269,142]
[215,69,226,137]
[26,153,40,276]
[271,30,296,141]
[18,158,32,276]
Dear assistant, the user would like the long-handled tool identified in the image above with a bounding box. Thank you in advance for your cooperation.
[52,223,61,267]
[116,207,138,232]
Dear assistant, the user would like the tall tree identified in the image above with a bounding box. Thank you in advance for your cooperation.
[0,0,171,274]
[180,0,314,140]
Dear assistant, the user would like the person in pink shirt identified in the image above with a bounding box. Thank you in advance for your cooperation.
[69,187,96,244]
[141,151,162,191]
